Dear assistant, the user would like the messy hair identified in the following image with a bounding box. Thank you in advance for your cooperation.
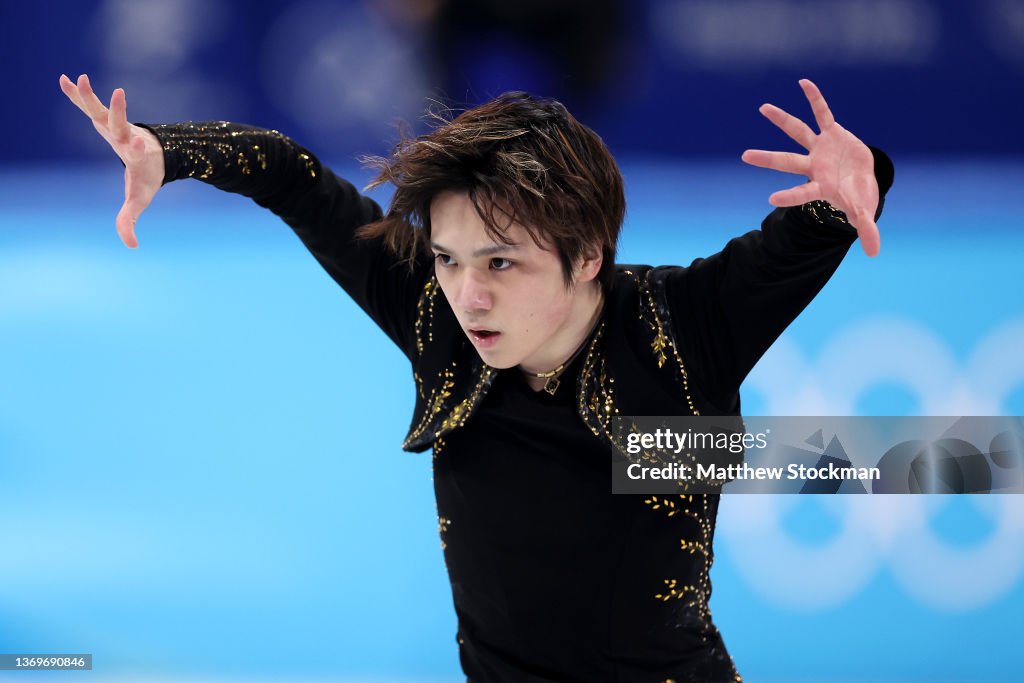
[357,92,625,290]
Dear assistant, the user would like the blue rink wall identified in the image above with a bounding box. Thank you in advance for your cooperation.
[2,159,1024,683]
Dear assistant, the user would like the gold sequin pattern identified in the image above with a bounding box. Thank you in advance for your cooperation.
[637,269,700,417]
[143,122,316,186]
[253,144,267,171]
[414,276,439,357]
[804,199,850,225]
[298,152,316,178]
[403,366,457,448]
[402,361,496,450]
[576,269,713,488]
[438,366,496,434]
[645,494,716,625]
[631,270,740,677]
[574,323,703,493]
[576,321,615,441]
[438,515,451,551]
[401,273,499,451]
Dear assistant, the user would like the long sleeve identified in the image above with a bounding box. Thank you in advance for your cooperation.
[665,146,895,413]
[137,121,431,358]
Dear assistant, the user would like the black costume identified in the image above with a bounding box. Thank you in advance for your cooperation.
[140,121,893,683]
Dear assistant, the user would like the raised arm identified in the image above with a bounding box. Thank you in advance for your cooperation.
[59,74,431,357]
[664,80,895,413]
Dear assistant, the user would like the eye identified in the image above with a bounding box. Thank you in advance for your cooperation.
[434,253,456,267]
[490,258,513,271]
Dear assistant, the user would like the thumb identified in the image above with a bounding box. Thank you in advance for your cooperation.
[115,202,139,249]
[853,210,880,257]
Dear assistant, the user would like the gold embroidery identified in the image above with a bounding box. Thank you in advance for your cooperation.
[439,366,496,435]
[253,144,267,171]
[652,329,668,368]
[645,494,717,623]
[653,577,702,604]
[148,122,315,184]
[401,362,496,450]
[298,152,316,178]
[576,269,707,471]
[438,515,451,551]
[403,366,457,447]
[638,269,700,417]
[236,151,250,175]
[576,321,613,441]
[804,199,850,225]
[414,276,439,356]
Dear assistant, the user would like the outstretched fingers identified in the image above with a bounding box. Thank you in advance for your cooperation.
[799,79,835,132]
[77,74,111,128]
[59,74,89,116]
[758,103,816,150]
[108,88,131,144]
[58,74,78,101]
[741,149,810,175]
[768,180,822,207]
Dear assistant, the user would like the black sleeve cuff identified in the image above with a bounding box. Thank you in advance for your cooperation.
[869,145,895,221]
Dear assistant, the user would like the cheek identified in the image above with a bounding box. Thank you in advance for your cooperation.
[521,291,572,332]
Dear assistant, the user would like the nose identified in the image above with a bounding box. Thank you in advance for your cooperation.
[452,267,493,314]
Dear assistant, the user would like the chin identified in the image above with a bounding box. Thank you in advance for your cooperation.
[469,339,529,369]
[474,349,519,370]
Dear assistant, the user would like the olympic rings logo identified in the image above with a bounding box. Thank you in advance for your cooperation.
[717,317,1024,611]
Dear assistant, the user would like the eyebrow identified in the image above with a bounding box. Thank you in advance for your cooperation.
[430,241,521,258]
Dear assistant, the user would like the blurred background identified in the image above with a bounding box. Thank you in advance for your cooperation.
[3,0,1024,681]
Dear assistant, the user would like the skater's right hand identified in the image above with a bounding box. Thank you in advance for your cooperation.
[59,73,165,248]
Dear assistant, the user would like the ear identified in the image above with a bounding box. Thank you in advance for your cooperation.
[574,244,603,283]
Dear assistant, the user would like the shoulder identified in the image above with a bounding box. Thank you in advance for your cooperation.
[606,263,690,323]
[604,263,686,368]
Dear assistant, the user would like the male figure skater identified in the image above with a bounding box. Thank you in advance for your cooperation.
[59,73,893,682]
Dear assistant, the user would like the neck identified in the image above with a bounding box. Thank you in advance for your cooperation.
[519,281,604,377]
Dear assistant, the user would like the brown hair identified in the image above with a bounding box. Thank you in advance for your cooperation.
[357,92,625,290]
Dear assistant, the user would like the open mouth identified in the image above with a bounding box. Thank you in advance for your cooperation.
[468,328,502,346]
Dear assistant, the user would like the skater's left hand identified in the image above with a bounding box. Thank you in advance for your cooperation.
[741,79,881,257]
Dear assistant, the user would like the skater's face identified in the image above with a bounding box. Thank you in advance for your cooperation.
[429,190,601,371]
